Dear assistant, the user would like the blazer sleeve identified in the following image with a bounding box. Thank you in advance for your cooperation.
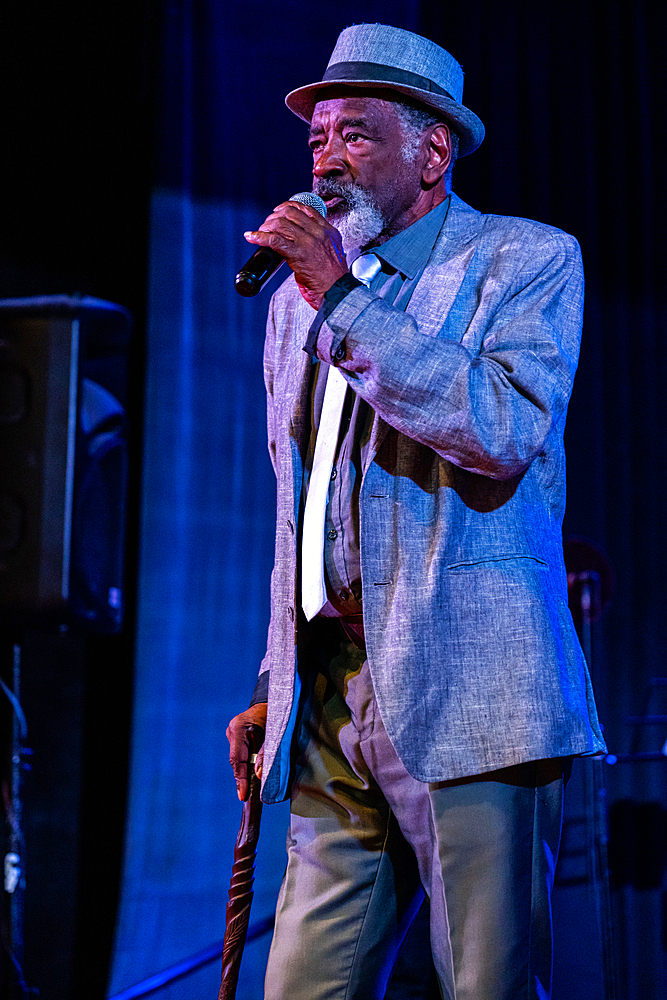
[313,229,584,481]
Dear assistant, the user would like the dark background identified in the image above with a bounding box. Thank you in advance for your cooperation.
[1,1,666,998]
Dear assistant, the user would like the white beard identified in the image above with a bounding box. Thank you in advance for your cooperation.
[316,181,389,253]
[334,195,388,253]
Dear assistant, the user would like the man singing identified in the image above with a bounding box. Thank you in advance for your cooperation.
[227,22,605,1000]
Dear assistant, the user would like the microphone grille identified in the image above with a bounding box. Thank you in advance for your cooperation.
[289,191,327,218]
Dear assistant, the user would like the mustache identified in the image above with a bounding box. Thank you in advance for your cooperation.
[312,179,356,204]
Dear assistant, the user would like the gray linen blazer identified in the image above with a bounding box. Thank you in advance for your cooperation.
[259,193,606,804]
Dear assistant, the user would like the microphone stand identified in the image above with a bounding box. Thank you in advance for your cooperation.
[569,570,618,1000]
[1,639,32,998]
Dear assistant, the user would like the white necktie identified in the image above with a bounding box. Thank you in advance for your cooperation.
[301,254,381,621]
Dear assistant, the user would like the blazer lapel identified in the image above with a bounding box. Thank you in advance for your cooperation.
[408,195,482,339]
[407,244,478,339]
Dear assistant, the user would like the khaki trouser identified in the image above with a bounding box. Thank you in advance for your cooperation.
[265,619,568,1000]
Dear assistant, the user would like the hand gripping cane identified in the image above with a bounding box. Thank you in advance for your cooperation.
[218,725,264,1000]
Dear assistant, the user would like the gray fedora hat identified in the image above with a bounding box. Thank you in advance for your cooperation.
[285,23,484,157]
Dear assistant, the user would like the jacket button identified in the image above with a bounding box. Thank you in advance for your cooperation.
[327,528,338,540]
[288,606,294,622]
[333,341,346,361]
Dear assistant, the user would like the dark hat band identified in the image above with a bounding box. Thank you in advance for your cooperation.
[322,61,455,101]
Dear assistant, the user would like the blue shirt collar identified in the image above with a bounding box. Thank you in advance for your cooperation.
[365,196,451,280]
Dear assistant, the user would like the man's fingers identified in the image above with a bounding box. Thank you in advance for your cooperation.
[228,726,251,800]
[245,214,319,249]
[226,703,267,801]
[229,752,250,801]
[244,202,330,247]
[229,750,250,782]
[273,200,328,227]
[243,227,299,255]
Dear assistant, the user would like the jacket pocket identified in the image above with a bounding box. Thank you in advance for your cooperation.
[445,553,549,570]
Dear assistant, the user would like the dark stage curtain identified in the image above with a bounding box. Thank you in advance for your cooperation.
[110,3,667,998]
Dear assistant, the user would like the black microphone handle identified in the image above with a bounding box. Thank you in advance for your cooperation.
[235,192,326,297]
[234,245,284,297]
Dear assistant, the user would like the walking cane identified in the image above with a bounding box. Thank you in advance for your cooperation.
[218,725,264,1000]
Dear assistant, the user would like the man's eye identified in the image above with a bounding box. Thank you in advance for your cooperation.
[345,133,364,143]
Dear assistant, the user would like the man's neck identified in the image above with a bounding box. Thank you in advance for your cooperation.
[365,183,450,249]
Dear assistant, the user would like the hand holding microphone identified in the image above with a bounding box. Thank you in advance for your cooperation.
[235,192,348,309]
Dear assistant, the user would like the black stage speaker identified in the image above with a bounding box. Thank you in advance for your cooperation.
[0,296,132,633]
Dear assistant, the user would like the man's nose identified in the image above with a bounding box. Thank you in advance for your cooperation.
[312,138,347,177]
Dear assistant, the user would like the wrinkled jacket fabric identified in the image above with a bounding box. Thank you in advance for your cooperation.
[259,193,606,804]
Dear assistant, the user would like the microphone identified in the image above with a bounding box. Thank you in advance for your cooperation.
[234,192,327,297]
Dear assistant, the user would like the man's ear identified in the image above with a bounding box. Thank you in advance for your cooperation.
[422,123,452,185]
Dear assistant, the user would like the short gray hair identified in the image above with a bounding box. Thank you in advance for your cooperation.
[392,98,459,190]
